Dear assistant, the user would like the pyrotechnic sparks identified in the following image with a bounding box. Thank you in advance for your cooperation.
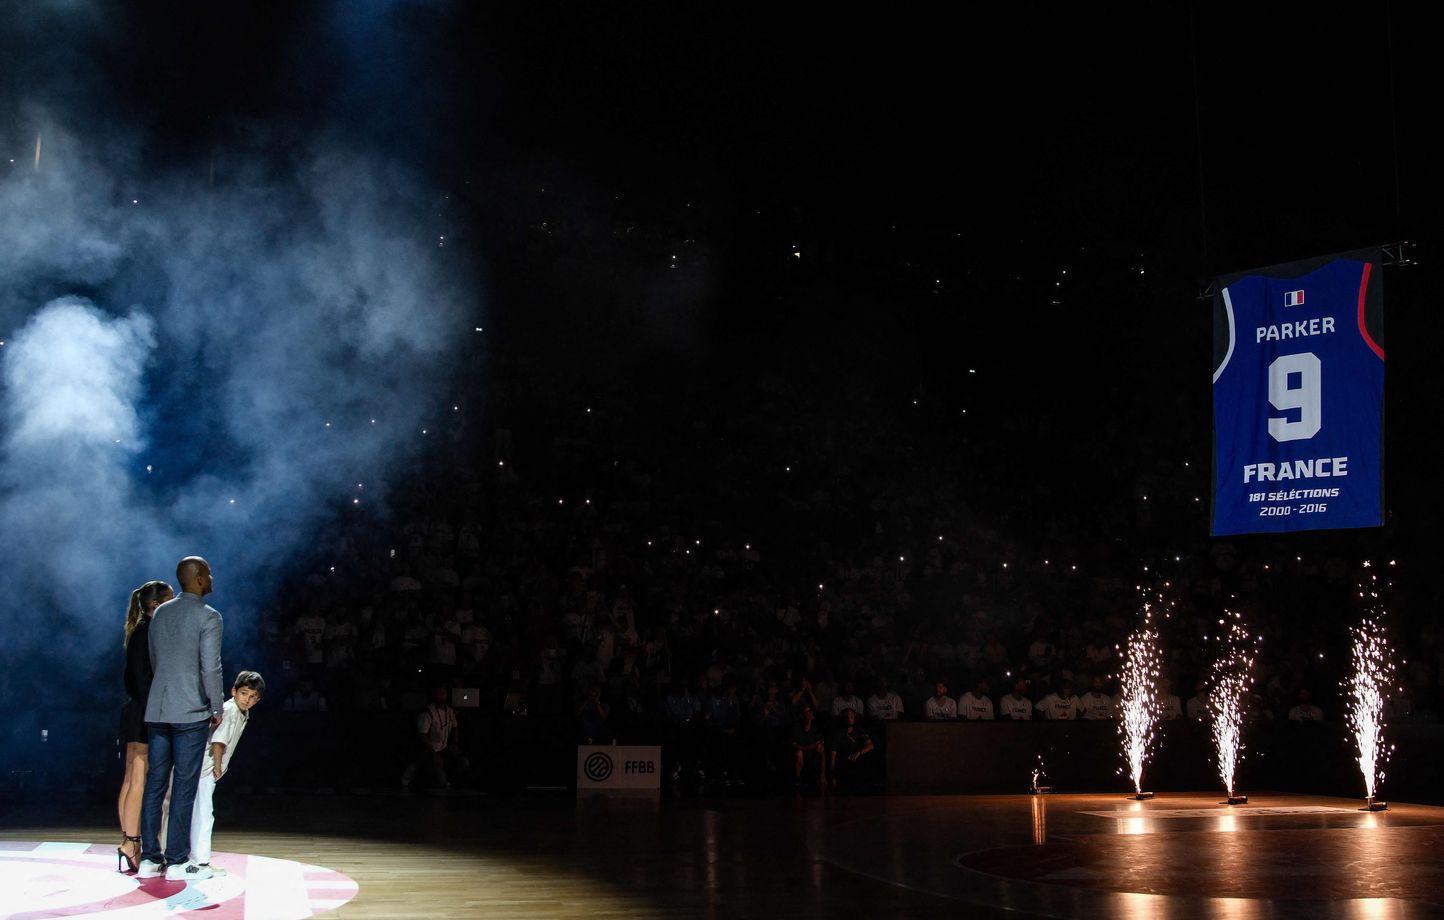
[1348,562,1397,804]
[1117,590,1168,795]
[1207,610,1258,800]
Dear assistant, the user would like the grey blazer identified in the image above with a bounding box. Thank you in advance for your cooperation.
[145,592,224,724]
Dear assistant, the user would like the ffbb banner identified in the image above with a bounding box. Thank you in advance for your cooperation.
[1211,249,1384,535]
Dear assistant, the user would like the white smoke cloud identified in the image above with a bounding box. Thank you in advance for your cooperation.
[0,122,474,689]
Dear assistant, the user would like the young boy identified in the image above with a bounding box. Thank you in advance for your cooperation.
[189,670,264,876]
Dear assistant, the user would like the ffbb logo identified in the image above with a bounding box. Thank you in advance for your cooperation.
[583,752,613,782]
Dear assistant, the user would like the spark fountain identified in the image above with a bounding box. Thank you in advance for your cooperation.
[1117,590,1167,800]
[1030,755,1051,795]
[1207,610,1258,805]
[1348,562,1397,812]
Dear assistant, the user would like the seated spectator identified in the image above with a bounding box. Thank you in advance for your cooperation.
[1000,679,1034,721]
[1036,680,1083,720]
[828,708,876,793]
[1080,676,1115,719]
[1287,688,1324,721]
[866,676,905,722]
[1243,690,1273,722]
[791,703,826,791]
[958,678,995,720]
[924,680,958,721]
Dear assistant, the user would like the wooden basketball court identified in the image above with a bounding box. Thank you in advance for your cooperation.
[4,790,1442,918]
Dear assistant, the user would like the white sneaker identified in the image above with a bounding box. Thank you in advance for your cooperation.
[136,859,164,879]
[165,862,215,882]
[197,863,227,878]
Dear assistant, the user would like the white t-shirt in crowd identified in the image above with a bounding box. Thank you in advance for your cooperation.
[1288,703,1324,721]
[1036,693,1083,720]
[832,694,866,718]
[1186,695,1209,721]
[1159,693,1183,720]
[1080,691,1115,719]
[924,695,958,721]
[866,691,905,721]
[295,615,326,664]
[1000,693,1033,720]
[957,692,995,720]
[417,703,457,752]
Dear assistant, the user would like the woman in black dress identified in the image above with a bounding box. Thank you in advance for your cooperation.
[117,580,173,872]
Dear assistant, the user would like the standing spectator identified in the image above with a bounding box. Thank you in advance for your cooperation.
[1036,680,1083,720]
[924,680,958,721]
[1000,679,1034,721]
[958,678,995,720]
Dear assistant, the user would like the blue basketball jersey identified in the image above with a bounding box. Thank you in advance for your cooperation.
[1212,254,1384,535]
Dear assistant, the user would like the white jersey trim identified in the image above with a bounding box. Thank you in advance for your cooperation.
[1213,287,1236,384]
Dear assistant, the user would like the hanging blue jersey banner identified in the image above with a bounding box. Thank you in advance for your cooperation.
[1211,248,1385,536]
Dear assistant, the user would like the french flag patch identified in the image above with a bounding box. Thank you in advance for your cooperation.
[1284,289,1305,307]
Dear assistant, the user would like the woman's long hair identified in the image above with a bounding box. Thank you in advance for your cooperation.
[124,581,173,648]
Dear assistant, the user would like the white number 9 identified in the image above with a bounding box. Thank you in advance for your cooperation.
[1267,352,1321,442]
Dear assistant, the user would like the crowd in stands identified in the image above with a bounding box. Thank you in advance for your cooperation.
[247,338,1441,794]
[186,204,1444,795]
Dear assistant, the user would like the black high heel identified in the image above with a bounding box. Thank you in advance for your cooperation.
[117,835,141,873]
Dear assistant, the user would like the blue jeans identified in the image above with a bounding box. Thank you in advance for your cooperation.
[140,720,211,865]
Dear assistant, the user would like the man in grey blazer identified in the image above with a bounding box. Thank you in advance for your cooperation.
[137,556,224,881]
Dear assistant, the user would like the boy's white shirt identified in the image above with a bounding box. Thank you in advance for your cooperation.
[209,697,250,776]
